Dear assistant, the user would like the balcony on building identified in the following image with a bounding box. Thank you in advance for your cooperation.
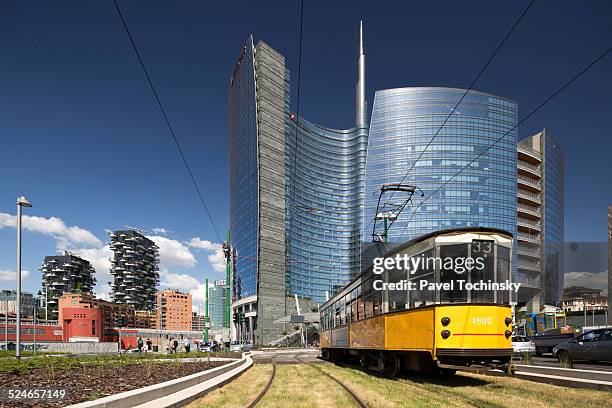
[517,203,541,220]
[518,160,542,178]
[517,216,541,233]
[517,258,541,273]
[517,231,541,245]
[517,174,541,193]
[517,144,542,164]
[515,272,541,289]
[518,190,542,206]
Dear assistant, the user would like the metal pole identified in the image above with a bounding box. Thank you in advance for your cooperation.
[16,203,22,359]
[205,279,209,343]
[33,304,37,355]
[4,298,8,351]
[383,217,388,243]
[225,230,231,329]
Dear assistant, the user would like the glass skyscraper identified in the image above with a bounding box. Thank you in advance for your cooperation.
[229,24,368,343]
[364,87,518,244]
[286,119,367,301]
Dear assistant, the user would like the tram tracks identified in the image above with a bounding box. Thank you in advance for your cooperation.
[296,355,368,408]
[246,357,276,408]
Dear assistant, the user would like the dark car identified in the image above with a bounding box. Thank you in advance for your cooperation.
[553,328,612,364]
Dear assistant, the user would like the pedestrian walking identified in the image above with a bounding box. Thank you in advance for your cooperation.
[137,336,144,353]
[183,337,190,353]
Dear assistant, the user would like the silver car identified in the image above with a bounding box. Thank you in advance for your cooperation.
[229,340,243,352]
[512,335,536,354]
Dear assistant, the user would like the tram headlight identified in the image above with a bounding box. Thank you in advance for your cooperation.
[441,330,451,339]
[441,317,451,326]
[504,330,512,339]
[504,317,512,326]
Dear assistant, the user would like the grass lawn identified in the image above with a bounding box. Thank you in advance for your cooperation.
[188,364,356,408]
[189,362,612,408]
[322,364,611,408]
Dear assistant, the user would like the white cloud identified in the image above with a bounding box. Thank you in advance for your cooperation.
[0,269,30,282]
[72,245,113,295]
[152,227,169,235]
[148,236,196,269]
[187,237,225,272]
[95,283,112,301]
[0,212,102,250]
[564,271,608,296]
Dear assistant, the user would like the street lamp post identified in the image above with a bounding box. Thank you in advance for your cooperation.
[16,196,32,359]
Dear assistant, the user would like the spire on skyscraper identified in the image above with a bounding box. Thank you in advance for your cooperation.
[356,20,367,128]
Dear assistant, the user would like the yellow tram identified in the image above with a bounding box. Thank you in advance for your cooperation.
[319,228,515,375]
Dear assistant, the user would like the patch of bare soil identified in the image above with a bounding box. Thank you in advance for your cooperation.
[0,361,226,407]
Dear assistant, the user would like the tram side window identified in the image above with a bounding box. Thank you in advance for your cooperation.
[440,244,468,303]
[497,246,510,304]
[345,294,352,323]
[388,264,407,311]
[350,288,358,323]
[373,282,382,316]
[356,285,364,321]
[339,297,345,326]
[363,277,374,318]
[334,302,340,328]
[409,249,435,308]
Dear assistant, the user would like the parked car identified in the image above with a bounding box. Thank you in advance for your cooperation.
[512,335,536,354]
[243,340,253,352]
[229,340,243,352]
[198,342,215,353]
[553,328,612,363]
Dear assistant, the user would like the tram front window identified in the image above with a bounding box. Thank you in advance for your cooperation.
[497,245,510,304]
[439,244,468,303]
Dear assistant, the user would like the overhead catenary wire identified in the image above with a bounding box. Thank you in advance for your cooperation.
[361,0,536,236]
[113,0,222,243]
[399,46,612,238]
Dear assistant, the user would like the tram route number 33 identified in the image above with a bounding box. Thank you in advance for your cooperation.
[472,316,493,325]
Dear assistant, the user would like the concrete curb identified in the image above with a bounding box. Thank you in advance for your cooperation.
[65,354,251,408]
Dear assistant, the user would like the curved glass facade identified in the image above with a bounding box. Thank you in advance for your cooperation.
[286,119,368,301]
[542,131,564,305]
[364,87,518,243]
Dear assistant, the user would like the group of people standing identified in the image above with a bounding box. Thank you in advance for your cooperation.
[167,337,191,354]
[131,336,193,354]
[136,337,153,352]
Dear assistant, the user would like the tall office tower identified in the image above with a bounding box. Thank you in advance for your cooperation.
[109,230,159,311]
[208,280,227,329]
[40,251,96,318]
[229,23,368,343]
[516,129,565,310]
[286,22,368,302]
[364,87,518,242]
[608,206,612,318]
[156,289,192,331]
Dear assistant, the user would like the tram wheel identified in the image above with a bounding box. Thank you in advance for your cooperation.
[359,354,370,371]
[384,353,401,378]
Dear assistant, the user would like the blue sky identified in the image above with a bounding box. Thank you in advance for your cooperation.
[0,1,610,301]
